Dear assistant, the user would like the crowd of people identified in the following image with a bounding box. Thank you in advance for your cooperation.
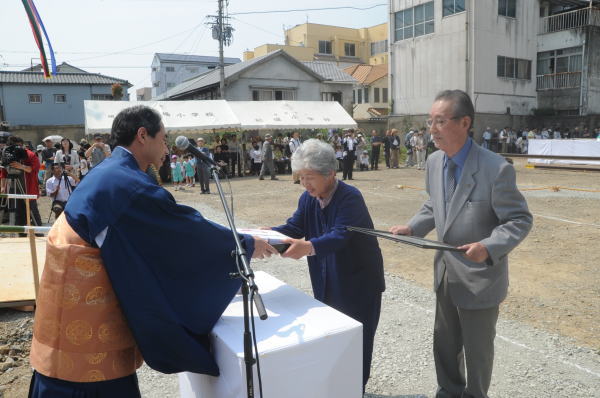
[0,133,114,227]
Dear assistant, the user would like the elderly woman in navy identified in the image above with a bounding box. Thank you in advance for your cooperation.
[270,139,385,391]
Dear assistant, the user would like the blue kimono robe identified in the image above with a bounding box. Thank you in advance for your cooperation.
[273,180,385,386]
[61,147,254,376]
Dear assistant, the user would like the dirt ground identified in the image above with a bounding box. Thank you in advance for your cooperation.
[1,157,599,397]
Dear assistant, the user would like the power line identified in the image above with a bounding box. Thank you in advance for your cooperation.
[64,23,205,63]
[230,4,386,15]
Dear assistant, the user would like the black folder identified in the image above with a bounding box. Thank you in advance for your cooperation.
[346,226,466,252]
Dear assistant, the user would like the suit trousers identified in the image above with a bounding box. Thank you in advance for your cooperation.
[434,271,499,398]
[198,166,210,193]
[390,148,399,168]
[342,152,355,179]
[259,159,276,179]
[371,146,380,170]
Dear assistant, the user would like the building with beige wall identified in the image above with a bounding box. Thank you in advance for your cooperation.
[244,22,389,66]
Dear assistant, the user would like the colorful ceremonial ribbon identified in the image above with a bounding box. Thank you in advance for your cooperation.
[29,0,57,75]
[21,0,55,78]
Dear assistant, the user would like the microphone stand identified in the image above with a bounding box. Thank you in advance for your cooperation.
[208,162,267,398]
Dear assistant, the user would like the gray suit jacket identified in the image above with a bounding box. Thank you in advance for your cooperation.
[261,141,273,162]
[408,142,532,309]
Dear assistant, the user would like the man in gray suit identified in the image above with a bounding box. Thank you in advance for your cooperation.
[390,90,532,398]
[259,134,278,180]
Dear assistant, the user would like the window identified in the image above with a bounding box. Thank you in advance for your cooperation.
[187,67,199,73]
[207,65,216,70]
[370,40,388,56]
[498,0,516,18]
[443,0,465,16]
[166,66,175,72]
[318,40,332,54]
[28,94,41,103]
[252,88,296,101]
[382,88,388,103]
[91,94,113,100]
[167,83,175,88]
[364,87,369,103]
[151,67,157,72]
[344,43,356,57]
[357,89,362,104]
[322,92,342,103]
[374,87,380,103]
[152,81,160,87]
[54,94,66,103]
[395,2,434,41]
[497,56,531,80]
[352,90,356,103]
[537,47,582,75]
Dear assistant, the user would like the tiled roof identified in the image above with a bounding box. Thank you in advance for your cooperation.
[21,62,89,74]
[159,50,324,99]
[301,61,356,83]
[343,64,388,85]
[0,71,131,86]
[154,53,241,64]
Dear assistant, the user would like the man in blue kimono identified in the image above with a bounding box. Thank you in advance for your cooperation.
[270,139,385,391]
[29,105,276,397]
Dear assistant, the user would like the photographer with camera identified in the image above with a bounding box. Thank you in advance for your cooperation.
[85,134,111,169]
[54,137,80,174]
[40,138,57,184]
[46,163,78,219]
[2,136,43,229]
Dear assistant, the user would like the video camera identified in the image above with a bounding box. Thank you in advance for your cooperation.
[1,145,27,171]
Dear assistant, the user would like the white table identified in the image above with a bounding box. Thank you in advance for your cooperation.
[178,271,363,398]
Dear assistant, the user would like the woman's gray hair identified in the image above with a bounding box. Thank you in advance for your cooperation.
[291,138,337,175]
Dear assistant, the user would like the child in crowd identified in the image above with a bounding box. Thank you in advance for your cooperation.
[335,145,344,172]
[183,155,196,187]
[359,150,370,171]
[249,144,262,175]
[79,152,89,181]
[171,155,184,191]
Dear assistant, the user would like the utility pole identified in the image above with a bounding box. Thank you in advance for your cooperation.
[208,0,234,99]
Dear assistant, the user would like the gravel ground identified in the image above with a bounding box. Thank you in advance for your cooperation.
[135,199,600,398]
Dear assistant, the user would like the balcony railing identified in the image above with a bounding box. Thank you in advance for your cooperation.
[536,72,582,90]
[539,7,600,34]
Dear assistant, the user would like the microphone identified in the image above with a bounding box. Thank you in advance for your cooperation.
[174,135,217,168]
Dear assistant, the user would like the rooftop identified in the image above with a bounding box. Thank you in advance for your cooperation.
[0,62,131,86]
[343,64,388,85]
[302,61,356,83]
[154,53,241,64]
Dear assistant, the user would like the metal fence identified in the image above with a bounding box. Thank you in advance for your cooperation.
[536,72,582,90]
[539,7,600,34]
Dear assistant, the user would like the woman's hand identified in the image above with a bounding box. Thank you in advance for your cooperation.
[281,238,313,260]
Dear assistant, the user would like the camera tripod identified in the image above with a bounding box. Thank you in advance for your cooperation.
[0,169,27,226]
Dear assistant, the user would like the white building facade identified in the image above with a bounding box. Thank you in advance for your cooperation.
[389,0,600,131]
[151,53,241,98]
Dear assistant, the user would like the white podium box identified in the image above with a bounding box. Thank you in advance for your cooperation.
[178,271,363,398]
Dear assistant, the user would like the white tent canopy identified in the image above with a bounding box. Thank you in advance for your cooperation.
[84,100,356,134]
[84,100,240,134]
[226,101,357,130]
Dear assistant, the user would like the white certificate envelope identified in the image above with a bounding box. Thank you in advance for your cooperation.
[178,271,363,398]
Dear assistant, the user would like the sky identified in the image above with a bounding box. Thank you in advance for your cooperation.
[0,0,387,97]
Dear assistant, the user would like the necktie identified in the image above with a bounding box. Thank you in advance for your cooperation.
[445,158,457,205]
